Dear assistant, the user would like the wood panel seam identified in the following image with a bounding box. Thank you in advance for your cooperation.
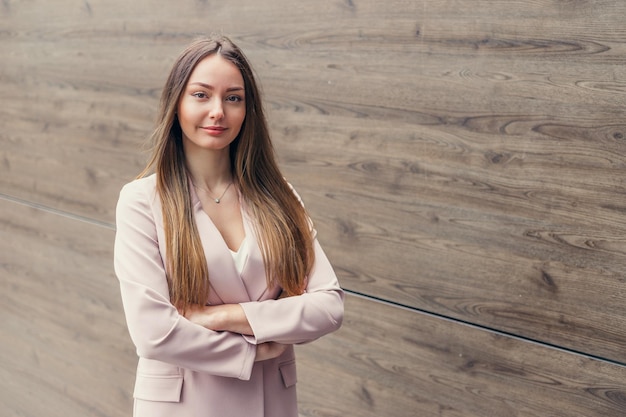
[0,192,115,230]
[344,289,626,369]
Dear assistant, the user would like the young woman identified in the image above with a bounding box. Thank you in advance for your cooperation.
[113,36,344,417]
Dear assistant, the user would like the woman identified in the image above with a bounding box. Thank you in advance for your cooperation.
[113,35,344,417]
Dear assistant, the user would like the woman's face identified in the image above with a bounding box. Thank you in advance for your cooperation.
[177,54,246,154]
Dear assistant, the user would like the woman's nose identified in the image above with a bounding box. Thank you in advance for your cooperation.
[209,99,224,119]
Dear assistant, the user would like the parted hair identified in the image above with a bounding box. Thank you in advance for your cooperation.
[138,35,314,312]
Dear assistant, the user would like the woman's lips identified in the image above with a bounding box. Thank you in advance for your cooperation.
[202,126,227,135]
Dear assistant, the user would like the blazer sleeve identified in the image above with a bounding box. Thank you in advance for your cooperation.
[113,179,256,380]
[239,185,345,345]
[240,240,344,345]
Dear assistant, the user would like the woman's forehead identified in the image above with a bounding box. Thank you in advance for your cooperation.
[187,54,244,89]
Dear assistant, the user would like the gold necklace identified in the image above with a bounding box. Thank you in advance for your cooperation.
[193,182,233,204]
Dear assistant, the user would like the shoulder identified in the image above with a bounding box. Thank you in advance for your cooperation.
[114,175,162,241]
[120,174,156,196]
[117,174,158,210]
[285,180,305,207]
[284,180,316,235]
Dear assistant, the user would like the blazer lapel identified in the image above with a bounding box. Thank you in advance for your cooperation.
[191,185,251,304]
[239,204,277,301]
[190,184,278,304]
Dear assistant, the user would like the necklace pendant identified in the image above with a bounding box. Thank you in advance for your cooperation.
[192,181,232,204]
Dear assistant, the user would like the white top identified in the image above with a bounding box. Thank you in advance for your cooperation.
[230,236,249,274]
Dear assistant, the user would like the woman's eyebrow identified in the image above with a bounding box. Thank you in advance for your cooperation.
[189,82,244,92]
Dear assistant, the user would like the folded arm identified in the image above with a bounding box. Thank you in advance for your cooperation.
[186,238,345,345]
[114,180,259,379]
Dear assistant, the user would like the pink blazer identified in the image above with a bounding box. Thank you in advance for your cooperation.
[113,175,344,417]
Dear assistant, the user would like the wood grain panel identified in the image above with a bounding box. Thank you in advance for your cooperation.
[258,1,626,363]
[0,198,135,416]
[2,0,626,374]
[296,295,626,417]
[5,0,622,219]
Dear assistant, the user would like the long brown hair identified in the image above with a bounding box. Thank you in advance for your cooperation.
[138,36,314,312]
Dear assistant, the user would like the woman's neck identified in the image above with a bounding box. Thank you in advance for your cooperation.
[184,147,233,190]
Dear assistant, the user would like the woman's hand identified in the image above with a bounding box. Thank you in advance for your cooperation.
[254,342,288,362]
[183,303,254,335]
[183,302,291,362]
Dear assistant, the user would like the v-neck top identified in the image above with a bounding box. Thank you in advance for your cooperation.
[229,236,249,274]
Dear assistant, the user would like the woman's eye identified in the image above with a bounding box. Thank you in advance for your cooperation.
[226,95,243,103]
[192,92,208,99]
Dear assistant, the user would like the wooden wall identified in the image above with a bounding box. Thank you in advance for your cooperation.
[2,0,626,416]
